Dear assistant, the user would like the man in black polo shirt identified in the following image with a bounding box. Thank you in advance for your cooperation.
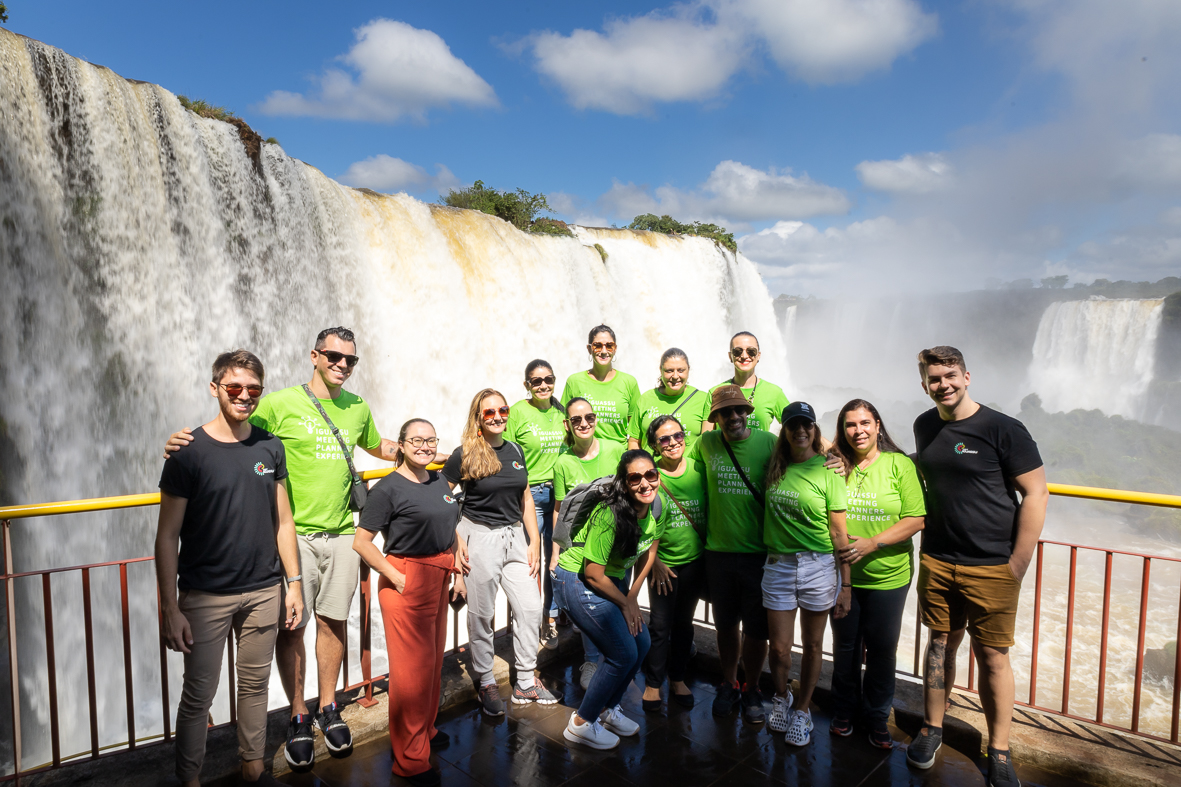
[906,346,1048,787]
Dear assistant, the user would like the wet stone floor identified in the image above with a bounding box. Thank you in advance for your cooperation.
[275,657,1087,787]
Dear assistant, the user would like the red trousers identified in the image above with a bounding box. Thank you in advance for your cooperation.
[378,550,453,777]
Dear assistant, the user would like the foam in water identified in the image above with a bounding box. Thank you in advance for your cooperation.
[1027,299,1164,419]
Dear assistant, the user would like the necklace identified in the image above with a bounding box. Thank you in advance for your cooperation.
[731,375,758,403]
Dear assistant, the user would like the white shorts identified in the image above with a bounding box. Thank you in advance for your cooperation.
[290,532,361,627]
[761,551,839,612]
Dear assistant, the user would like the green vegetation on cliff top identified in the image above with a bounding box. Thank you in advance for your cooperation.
[440,181,573,237]
[628,213,737,253]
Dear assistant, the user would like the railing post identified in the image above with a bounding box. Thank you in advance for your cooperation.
[1029,542,1044,706]
[1096,551,1113,725]
[1062,546,1077,715]
[2,520,20,782]
[1131,558,1151,733]
[1172,572,1180,743]
[81,568,99,758]
[357,561,377,708]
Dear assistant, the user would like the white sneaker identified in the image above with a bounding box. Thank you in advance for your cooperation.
[599,705,640,737]
[564,713,620,750]
[579,661,598,690]
[768,694,792,733]
[784,708,813,746]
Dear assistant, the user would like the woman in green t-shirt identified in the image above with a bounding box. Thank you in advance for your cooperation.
[627,348,710,451]
[762,401,851,747]
[560,325,640,448]
[707,331,790,434]
[553,450,662,751]
[831,399,925,748]
[505,359,567,648]
[640,415,708,713]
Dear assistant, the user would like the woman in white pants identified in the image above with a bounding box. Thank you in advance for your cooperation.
[443,388,558,714]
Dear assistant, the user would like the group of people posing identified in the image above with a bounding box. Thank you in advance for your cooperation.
[156,324,1047,787]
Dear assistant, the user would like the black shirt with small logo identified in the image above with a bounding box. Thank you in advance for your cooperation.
[913,405,1043,565]
[441,441,529,527]
[358,471,460,556]
[159,425,288,594]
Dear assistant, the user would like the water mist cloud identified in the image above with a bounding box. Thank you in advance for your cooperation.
[339,155,459,194]
[258,19,498,123]
[856,152,952,194]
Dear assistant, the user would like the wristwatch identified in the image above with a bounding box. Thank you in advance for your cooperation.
[286,574,302,583]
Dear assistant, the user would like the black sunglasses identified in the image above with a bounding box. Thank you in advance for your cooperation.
[528,375,556,387]
[317,349,359,368]
[626,468,660,487]
[656,431,686,447]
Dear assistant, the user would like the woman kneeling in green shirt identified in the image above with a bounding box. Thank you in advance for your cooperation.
[831,399,925,747]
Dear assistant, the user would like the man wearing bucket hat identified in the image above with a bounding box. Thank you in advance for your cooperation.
[685,384,778,723]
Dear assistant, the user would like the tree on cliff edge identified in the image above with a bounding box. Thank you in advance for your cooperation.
[1,4,9,24]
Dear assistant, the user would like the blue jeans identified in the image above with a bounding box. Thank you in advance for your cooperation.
[553,566,650,721]
[531,483,557,618]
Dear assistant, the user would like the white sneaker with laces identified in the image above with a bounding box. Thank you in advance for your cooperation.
[579,661,598,690]
[599,705,640,737]
[768,693,793,733]
[784,708,813,746]
[564,713,620,750]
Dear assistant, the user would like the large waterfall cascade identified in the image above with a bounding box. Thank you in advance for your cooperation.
[0,29,788,768]
[1027,298,1165,420]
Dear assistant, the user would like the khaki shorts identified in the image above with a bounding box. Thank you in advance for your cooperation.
[917,552,1021,649]
[291,532,361,627]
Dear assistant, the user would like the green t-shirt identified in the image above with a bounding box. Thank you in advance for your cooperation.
[846,452,926,590]
[686,430,777,554]
[764,455,848,555]
[628,386,712,450]
[505,399,567,485]
[553,441,626,501]
[710,379,790,433]
[250,385,381,535]
[561,370,641,448]
[558,503,663,579]
[656,460,707,566]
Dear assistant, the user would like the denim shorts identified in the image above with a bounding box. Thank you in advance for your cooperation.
[761,551,839,612]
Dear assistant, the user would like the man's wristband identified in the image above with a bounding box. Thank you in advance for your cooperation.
[286,574,302,584]
[841,583,852,588]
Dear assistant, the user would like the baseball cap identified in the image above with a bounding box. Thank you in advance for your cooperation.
[781,401,817,424]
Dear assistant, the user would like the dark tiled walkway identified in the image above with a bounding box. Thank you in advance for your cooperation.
[277,658,1086,787]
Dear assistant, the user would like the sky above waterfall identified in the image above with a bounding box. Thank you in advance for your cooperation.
[10,1,1181,297]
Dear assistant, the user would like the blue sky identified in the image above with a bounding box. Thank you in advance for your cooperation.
[9,1,1181,295]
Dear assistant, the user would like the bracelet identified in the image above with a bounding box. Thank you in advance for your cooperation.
[841,583,852,588]
[286,574,302,583]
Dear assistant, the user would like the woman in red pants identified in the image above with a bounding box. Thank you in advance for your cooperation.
[354,418,465,786]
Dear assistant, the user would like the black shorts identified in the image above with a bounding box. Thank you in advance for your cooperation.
[705,550,769,640]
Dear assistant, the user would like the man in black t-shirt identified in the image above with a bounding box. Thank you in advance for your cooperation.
[906,346,1047,787]
[156,350,303,787]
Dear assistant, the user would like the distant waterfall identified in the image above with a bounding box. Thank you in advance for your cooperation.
[0,28,787,767]
[1027,299,1164,419]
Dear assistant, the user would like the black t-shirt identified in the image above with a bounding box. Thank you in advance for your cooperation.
[913,405,1043,565]
[358,471,460,556]
[158,425,288,594]
[441,441,529,527]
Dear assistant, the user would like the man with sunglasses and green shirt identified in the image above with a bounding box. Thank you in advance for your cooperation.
[165,327,399,767]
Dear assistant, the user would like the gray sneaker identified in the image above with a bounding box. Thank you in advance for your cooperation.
[513,680,559,705]
[988,748,1022,787]
[579,661,598,690]
[478,684,505,716]
[740,687,765,724]
[541,622,560,651]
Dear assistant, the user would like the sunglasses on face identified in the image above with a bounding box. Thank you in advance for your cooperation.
[403,436,439,448]
[590,342,616,352]
[528,375,556,387]
[787,419,815,432]
[481,406,511,420]
[626,468,660,488]
[316,350,359,368]
[657,431,686,447]
[567,413,597,427]
[219,383,263,399]
[731,347,758,359]
[717,406,752,419]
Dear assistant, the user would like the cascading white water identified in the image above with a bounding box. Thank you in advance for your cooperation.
[1027,299,1164,419]
[0,29,788,767]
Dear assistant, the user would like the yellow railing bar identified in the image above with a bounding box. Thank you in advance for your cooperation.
[0,463,445,521]
[0,477,1177,522]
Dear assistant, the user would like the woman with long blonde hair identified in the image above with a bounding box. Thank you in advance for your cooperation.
[442,388,556,715]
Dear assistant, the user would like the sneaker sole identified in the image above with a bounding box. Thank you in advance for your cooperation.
[907,742,941,769]
[284,747,314,768]
[563,727,619,750]
[481,705,506,716]
[511,694,559,705]
[784,733,812,747]
[742,711,765,725]
[830,725,854,737]
[603,722,640,737]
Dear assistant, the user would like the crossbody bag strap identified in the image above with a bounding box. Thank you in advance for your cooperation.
[669,388,699,417]
[302,384,362,485]
[658,479,706,540]
[719,433,765,508]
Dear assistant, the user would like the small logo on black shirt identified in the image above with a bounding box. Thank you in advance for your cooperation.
[254,462,275,475]
[443,495,457,504]
[512,461,525,470]
[954,442,979,455]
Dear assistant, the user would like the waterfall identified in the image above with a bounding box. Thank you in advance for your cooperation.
[0,29,788,765]
[1027,299,1164,419]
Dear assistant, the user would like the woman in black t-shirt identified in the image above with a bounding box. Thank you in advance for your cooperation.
[443,388,557,715]
[354,418,463,786]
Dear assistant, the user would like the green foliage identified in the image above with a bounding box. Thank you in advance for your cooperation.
[177,95,238,122]
[0,3,8,24]
[440,180,572,236]
[264,137,280,145]
[627,213,737,252]
[1040,275,1068,289]
[594,243,608,262]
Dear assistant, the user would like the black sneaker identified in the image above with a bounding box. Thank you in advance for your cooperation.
[906,726,942,770]
[284,714,315,768]
[315,701,353,752]
[712,681,741,717]
[430,729,450,750]
[479,683,506,716]
[740,686,765,724]
[988,748,1022,787]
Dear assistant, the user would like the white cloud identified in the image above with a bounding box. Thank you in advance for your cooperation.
[258,19,497,123]
[1117,134,1181,189]
[339,155,459,193]
[600,160,850,224]
[720,0,938,84]
[856,152,952,194]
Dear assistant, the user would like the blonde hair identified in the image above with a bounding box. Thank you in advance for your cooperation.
[459,388,507,481]
[765,421,824,489]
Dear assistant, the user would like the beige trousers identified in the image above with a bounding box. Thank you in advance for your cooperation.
[174,585,281,781]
